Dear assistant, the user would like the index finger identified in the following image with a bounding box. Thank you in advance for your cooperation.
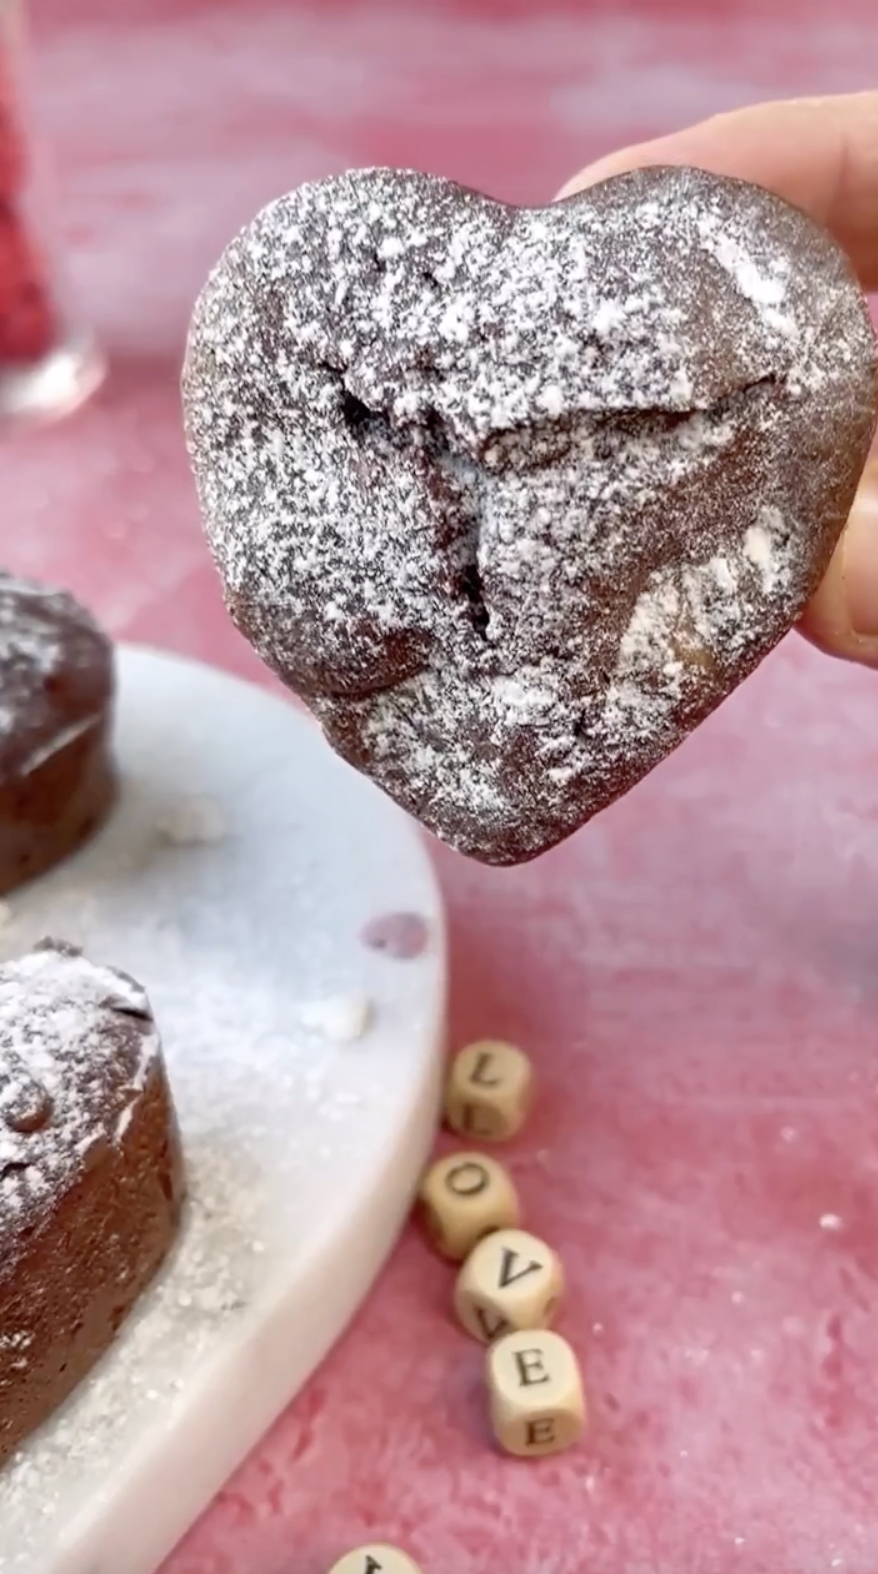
[558,93,878,291]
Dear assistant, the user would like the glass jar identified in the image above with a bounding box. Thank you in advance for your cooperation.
[0,1,104,428]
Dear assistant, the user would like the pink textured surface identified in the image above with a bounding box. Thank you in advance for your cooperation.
[4,1,878,1569]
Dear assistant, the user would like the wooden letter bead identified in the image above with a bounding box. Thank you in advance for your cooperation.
[328,1547,423,1574]
[454,1228,563,1343]
[444,1039,534,1141]
[418,1151,519,1261]
[487,1328,586,1458]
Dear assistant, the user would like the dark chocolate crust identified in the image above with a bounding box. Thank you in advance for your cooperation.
[0,942,185,1467]
[0,574,116,892]
[183,165,878,864]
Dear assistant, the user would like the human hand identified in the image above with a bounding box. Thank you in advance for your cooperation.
[558,92,878,669]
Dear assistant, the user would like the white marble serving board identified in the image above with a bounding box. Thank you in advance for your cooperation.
[0,645,447,1574]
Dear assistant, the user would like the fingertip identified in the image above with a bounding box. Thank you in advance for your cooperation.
[798,461,878,669]
[796,595,878,669]
[553,133,689,202]
[555,95,878,286]
[554,156,629,201]
[795,616,878,669]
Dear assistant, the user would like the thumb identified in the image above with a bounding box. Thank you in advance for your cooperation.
[798,457,878,668]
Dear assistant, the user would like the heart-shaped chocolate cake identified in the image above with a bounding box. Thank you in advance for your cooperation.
[0,940,184,1467]
[183,166,877,864]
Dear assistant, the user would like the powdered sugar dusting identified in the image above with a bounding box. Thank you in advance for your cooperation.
[0,942,159,1221]
[183,165,876,863]
[603,500,799,749]
[0,572,112,779]
[697,213,791,322]
[0,578,71,681]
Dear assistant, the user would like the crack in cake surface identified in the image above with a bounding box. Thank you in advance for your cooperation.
[316,360,787,668]
[332,370,493,641]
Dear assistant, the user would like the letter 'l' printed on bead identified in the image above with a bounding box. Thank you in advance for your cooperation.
[468,1049,502,1087]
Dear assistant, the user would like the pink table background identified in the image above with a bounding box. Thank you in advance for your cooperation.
[6,0,878,1569]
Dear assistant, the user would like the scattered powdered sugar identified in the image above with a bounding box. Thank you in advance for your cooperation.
[744,508,786,592]
[156,795,227,845]
[0,643,444,1567]
[0,943,413,1557]
[183,164,876,863]
[0,1129,256,1566]
[0,941,159,1221]
[0,580,67,687]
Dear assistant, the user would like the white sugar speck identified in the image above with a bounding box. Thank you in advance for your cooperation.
[298,993,373,1043]
[156,796,227,846]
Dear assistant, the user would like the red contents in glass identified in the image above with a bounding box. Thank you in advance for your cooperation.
[0,44,57,366]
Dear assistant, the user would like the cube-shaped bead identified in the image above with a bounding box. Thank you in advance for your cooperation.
[418,1151,519,1261]
[487,1328,586,1458]
[454,1227,563,1342]
[444,1039,533,1142]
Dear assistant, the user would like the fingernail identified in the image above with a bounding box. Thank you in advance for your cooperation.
[843,459,878,637]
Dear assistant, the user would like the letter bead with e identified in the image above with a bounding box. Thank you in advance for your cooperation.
[487,1328,586,1458]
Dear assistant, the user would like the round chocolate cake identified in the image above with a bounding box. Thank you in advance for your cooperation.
[0,940,184,1468]
[183,166,877,864]
[0,572,116,891]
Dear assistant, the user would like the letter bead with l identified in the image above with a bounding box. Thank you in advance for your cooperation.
[444,1039,534,1142]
